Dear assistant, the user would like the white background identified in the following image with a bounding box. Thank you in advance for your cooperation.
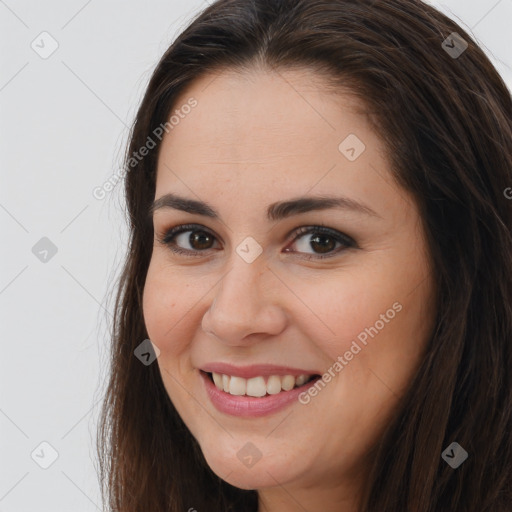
[1,1,511,510]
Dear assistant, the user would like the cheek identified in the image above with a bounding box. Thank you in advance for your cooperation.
[142,260,192,356]
[142,262,201,412]
[290,270,398,359]
[295,267,431,395]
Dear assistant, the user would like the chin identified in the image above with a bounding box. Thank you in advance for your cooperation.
[223,472,266,491]
[212,462,284,491]
[200,441,300,491]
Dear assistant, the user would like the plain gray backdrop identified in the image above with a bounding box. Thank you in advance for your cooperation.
[1,1,511,511]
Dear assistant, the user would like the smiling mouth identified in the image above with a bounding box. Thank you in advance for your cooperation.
[202,370,321,397]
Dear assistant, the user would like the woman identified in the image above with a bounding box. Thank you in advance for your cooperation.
[97,0,512,510]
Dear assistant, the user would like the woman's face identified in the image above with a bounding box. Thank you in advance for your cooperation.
[143,67,436,507]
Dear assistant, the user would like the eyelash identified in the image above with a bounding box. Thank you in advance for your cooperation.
[156,223,355,260]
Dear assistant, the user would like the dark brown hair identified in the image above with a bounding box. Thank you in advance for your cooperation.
[97,0,512,510]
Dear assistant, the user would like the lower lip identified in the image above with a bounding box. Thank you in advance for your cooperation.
[200,370,320,418]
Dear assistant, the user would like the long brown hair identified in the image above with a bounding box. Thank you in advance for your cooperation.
[96,1,512,510]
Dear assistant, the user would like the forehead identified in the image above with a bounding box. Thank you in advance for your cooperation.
[160,67,371,165]
[154,67,402,221]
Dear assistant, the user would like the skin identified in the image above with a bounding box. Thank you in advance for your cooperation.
[142,66,437,512]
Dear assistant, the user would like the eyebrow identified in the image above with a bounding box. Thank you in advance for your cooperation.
[149,192,380,221]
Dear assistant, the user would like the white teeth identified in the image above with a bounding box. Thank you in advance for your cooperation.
[246,376,267,397]
[281,375,295,391]
[222,374,230,393]
[295,374,308,386]
[266,375,282,395]
[229,376,246,396]
[212,372,223,389]
[210,372,313,396]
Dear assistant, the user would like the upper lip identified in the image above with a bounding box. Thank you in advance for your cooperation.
[200,362,320,379]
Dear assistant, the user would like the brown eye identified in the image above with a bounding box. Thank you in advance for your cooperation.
[158,223,355,260]
[187,230,215,250]
[309,234,337,254]
[158,224,220,257]
[284,226,354,260]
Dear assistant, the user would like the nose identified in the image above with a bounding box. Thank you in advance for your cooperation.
[201,254,287,345]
